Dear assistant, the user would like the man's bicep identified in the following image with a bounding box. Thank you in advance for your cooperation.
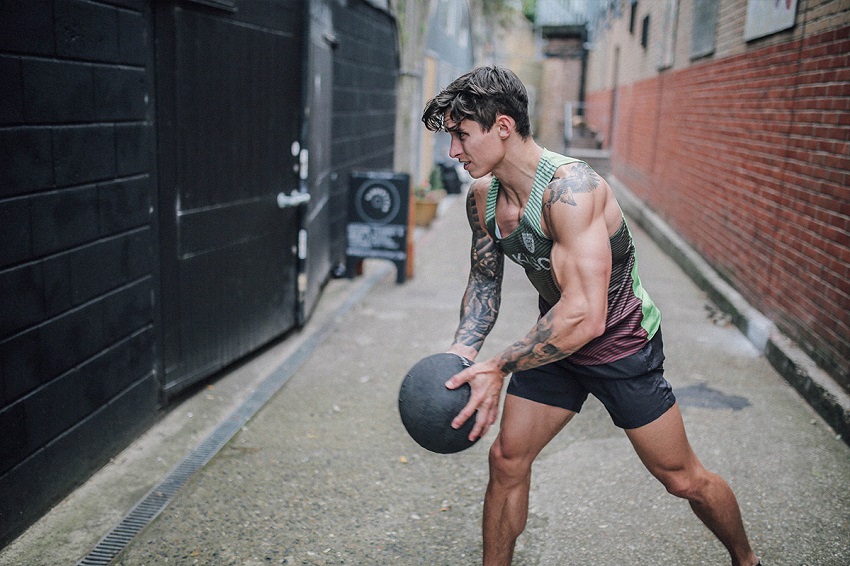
[464,177,490,229]
[466,184,503,280]
[549,211,612,313]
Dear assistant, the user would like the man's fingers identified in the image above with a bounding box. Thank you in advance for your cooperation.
[446,364,503,439]
[469,400,500,440]
[451,405,472,429]
[445,368,470,390]
[451,385,486,430]
[469,416,486,441]
[456,391,496,439]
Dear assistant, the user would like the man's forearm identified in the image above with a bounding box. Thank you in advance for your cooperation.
[453,271,501,352]
[493,305,599,374]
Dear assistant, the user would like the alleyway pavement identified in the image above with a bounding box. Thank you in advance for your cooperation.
[2,154,848,565]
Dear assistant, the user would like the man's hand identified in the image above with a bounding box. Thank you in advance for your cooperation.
[445,358,507,441]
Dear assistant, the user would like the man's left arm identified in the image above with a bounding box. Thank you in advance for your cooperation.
[498,168,613,372]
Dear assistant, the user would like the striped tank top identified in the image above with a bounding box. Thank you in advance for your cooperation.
[485,149,661,365]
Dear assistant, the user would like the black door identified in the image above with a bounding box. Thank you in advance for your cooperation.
[155,0,305,395]
[301,3,334,322]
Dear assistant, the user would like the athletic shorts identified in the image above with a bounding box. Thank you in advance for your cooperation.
[506,330,675,429]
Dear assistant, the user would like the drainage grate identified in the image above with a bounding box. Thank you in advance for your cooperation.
[77,264,391,565]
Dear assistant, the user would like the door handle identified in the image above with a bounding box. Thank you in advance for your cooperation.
[277,192,311,208]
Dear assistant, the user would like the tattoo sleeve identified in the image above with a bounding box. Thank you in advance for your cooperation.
[454,190,504,352]
[498,308,575,374]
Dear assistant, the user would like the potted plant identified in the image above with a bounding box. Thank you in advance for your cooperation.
[413,166,447,227]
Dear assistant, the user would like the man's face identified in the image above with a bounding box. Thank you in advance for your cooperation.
[445,115,501,179]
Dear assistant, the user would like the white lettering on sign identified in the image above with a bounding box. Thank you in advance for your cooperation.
[347,223,407,260]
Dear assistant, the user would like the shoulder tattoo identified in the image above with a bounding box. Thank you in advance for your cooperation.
[544,163,601,208]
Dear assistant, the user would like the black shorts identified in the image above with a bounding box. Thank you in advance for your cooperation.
[506,330,675,429]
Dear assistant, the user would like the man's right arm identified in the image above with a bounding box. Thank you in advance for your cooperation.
[449,182,504,361]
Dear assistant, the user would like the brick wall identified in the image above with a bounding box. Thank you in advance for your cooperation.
[586,25,850,389]
[0,0,159,545]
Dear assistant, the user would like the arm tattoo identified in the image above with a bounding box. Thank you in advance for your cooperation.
[544,163,601,208]
[499,309,574,374]
[454,190,504,351]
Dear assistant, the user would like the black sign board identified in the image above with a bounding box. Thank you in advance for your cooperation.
[346,170,410,283]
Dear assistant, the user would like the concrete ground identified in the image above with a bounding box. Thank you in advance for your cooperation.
[2,153,848,565]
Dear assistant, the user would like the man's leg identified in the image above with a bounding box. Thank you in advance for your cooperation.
[483,394,575,566]
[625,403,759,566]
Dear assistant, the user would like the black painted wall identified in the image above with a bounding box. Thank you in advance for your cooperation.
[0,0,399,548]
[0,0,159,545]
[330,0,398,266]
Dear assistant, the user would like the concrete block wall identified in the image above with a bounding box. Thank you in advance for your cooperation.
[585,20,849,391]
[329,0,398,264]
[0,0,159,545]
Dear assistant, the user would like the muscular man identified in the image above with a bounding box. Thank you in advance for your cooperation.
[421,66,759,566]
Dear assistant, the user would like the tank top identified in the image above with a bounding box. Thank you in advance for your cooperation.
[484,149,661,365]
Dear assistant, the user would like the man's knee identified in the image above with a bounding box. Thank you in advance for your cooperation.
[658,467,714,502]
[488,435,533,481]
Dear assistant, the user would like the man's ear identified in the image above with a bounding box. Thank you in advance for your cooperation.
[494,114,514,139]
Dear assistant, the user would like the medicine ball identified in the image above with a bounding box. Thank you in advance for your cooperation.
[398,353,479,454]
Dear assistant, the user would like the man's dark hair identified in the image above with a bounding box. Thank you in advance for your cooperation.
[422,66,532,139]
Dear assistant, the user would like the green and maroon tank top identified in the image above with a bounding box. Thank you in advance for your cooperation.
[485,149,661,365]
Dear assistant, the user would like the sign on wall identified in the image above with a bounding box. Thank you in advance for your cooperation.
[744,0,798,41]
[346,170,410,283]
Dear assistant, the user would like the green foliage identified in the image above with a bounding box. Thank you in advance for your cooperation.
[429,165,444,192]
[522,0,536,22]
[415,166,446,201]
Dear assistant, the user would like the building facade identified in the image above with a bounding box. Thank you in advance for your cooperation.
[583,0,849,397]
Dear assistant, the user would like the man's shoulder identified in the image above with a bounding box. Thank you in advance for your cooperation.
[468,176,495,209]
[470,175,494,195]
[551,159,590,177]
[465,176,494,232]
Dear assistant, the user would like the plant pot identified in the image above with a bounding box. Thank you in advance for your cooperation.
[414,199,440,227]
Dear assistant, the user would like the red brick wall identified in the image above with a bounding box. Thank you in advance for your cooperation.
[586,26,850,389]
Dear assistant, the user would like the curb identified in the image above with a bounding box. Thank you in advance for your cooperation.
[610,175,850,446]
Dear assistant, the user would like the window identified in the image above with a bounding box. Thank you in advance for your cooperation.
[641,14,650,48]
[629,0,638,34]
[691,0,719,58]
[658,0,678,69]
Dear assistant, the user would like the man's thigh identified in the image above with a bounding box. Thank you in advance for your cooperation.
[497,394,576,461]
[624,402,701,481]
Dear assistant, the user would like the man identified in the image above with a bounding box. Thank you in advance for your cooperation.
[421,66,759,566]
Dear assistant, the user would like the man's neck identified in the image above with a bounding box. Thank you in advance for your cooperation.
[492,139,543,206]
